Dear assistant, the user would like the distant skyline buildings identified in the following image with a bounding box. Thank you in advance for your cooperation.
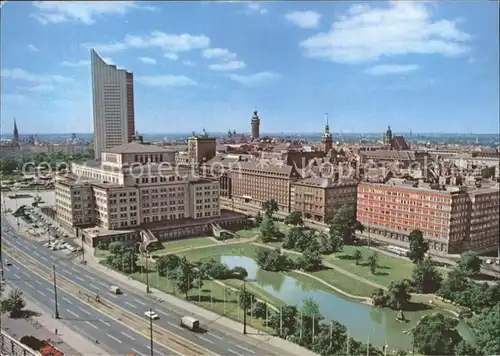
[91,49,135,159]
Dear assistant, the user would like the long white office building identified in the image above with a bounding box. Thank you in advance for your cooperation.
[91,49,135,159]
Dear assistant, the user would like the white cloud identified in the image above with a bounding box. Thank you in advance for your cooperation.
[135,75,197,87]
[27,44,40,52]
[138,57,157,64]
[61,59,90,67]
[29,84,56,92]
[202,48,237,61]
[285,11,321,29]
[246,2,268,15]
[365,64,420,75]
[182,60,196,67]
[83,31,210,55]
[300,2,471,64]
[227,72,279,85]
[209,61,246,71]
[30,1,153,25]
[1,68,72,84]
[164,53,179,61]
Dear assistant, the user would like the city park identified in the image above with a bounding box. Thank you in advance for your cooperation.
[95,200,499,356]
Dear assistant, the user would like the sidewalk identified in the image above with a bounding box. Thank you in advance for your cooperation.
[81,245,319,356]
[1,285,108,356]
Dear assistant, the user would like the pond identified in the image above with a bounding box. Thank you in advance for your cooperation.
[220,255,474,351]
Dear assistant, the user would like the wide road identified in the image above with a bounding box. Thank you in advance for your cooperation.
[1,221,277,356]
[1,252,175,356]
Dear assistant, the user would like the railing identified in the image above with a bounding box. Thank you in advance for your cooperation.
[0,330,40,356]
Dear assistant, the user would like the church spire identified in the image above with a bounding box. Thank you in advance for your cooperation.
[321,112,333,154]
[13,117,19,143]
[323,113,331,138]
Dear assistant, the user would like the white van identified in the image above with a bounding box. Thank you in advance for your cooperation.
[180,316,199,331]
[109,285,121,294]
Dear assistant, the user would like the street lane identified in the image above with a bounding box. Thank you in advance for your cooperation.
[1,223,270,356]
[2,252,179,356]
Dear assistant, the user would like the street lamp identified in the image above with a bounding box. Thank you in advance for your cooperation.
[52,263,60,319]
[242,277,256,335]
[149,307,154,356]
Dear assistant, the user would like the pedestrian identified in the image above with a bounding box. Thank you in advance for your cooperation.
[55,328,58,335]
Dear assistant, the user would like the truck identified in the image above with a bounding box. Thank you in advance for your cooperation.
[180,316,199,331]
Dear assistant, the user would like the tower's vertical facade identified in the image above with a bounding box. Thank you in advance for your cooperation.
[321,113,333,153]
[91,49,135,159]
[251,110,260,140]
[384,125,393,149]
[13,118,19,143]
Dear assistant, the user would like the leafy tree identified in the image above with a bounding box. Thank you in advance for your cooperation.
[256,248,292,272]
[238,286,254,311]
[328,205,364,244]
[156,254,181,276]
[471,302,500,355]
[283,227,314,252]
[253,301,267,318]
[411,258,443,293]
[284,211,304,226]
[353,249,362,265]
[0,157,19,174]
[259,216,281,242]
[254,212,263,226]
[367,252,379,274]
[298,242,323,271]
[454,340,481,356]
[438,268,469,301]
[1,289,26,318]
[458,251,482,276]
[412,313,463,356]
[321,229,344,254]
[407,230,429,263]
[268,305,298,338]
[231,266,248,280]
[106,245,138,274]
[175,257,200,299]
[108,241,125,255]
[262,199,279,219]
[371,288,389,307]
[386,279,412,310]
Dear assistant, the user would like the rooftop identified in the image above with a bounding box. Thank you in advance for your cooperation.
[294,177,358,188]
[103,142,174,154]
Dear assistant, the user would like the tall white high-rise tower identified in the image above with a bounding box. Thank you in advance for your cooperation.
[91,49,135,159]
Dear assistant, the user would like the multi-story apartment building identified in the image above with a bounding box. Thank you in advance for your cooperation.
[187,133,216,164]
[91,49,135,159]
[292,177,358,223]
[55,141,231,245]
[357,179,499,254]
[230,161,301,213]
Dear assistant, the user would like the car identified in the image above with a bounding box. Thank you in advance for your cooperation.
[5,261,12,266]
[144,311,159,320]
[43,243,50,248]
[486,259,493,264]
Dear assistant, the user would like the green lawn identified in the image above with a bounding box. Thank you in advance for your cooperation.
[178,242,262,261]
[308,269,376,298]
[156,237,217,254]
[324,245,415,287]
[234,227,260,239]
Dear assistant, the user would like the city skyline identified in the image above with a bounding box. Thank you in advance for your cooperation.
[1,1,499,134]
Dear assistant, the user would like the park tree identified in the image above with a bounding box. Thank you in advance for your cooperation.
[328,205,364,244]
[284,211,304,226]
[175,257,200,299]
[254,212,263,226]
[256,248,292,272]
[438,268,469,301]
[407,230,429,263]
[471,302,500,355]
[156,254,181,276]
[238,286,254,311]
[412,313,463,356]
[367,251,379,274]
[298,242,323,272]
[386,279,412,310]
[458,251,482,276]
[319,229,343,254]
[371,288,389,307]
[230,266,248,280]
[259,216,281,242]
[0,157,19,174]
[269,305,298,338]
[1,289,26,318]
[108,241,125,255]
[411,258,443,293]
[262,199,279,219]
[353,249,363,265]
[454,340,481,356]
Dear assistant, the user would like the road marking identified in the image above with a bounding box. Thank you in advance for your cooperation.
[63,297,73,305]
[22,271,30,277]
[89,283,99,289]
[87,275,94,281]
[121,331,135,341]
[85,321,99,329]
[34,280,42,285]
[157,310,169,317]
[99,319,111,327]
[33,252,40,257]
[75,276,84,282]
[78,307,91,315]
[228,349,244,356]
[208,332,223,340]
[38,291,46,297]
[198,335,214,344]
[71,268,79,273]
[11,265,19,270]
[65,270,73,276]
[25,282,35,289]
[46,287,53,293]
[40,255,48,261]
[134,299,146,306]
[13,273,20,279]
[146,346,165,356]
[235,345,255,354]
[59,262,68,267]
[97,281,108,287]
[66,309,79,318]
[106,333,122,344]
[131,348,145,356]
[167,321,183,330]
[50,298,55,304]
[124,301,136,308]
[106,292,117,299]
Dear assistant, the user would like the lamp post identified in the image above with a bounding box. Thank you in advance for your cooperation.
[52,263,60,319]
[145,250,150,294]
[242,277,256,335]
[149,307,154,356]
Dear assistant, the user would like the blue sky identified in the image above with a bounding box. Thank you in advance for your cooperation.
[1,1,498,135]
